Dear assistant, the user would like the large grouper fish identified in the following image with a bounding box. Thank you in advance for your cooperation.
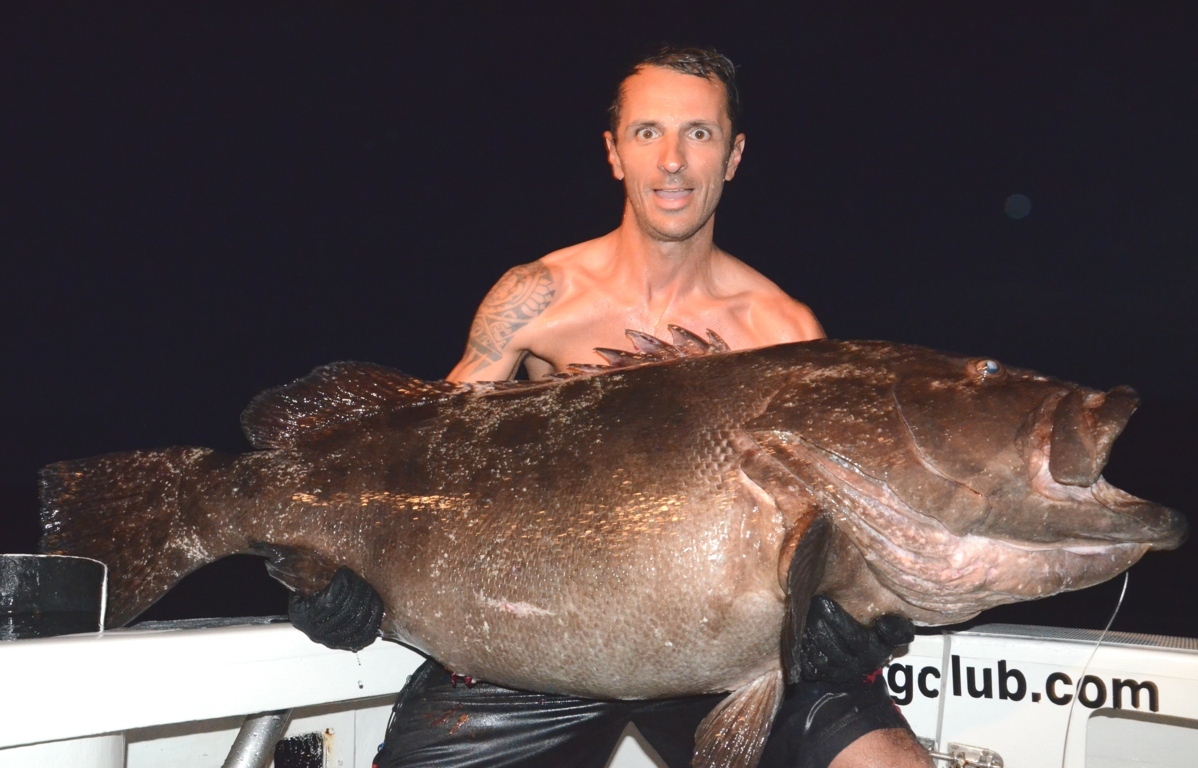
[40,329,1186,768]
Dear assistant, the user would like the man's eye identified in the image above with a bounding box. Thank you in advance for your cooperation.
[692,128,710,140]
[637,128,655,140]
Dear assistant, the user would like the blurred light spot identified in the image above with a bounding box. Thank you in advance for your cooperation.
[1005,194,1032,219]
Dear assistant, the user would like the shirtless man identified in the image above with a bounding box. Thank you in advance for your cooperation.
[293,47,932,768]
[447,63,820,382]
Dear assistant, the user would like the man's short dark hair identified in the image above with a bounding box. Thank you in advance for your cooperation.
[608,45,742,141]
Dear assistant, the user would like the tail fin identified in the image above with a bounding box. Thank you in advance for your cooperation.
[39,447,236,628]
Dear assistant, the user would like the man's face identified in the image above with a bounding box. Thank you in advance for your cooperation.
[605,66,745,244]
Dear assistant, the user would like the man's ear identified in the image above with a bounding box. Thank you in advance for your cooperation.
[604,131,624,181]
[724,133,746,181]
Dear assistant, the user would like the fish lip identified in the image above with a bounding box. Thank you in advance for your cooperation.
[1047,385,1139,486]
[1024,402,1188,549]
[985,533,1149,556]
[1090,480,1188,549]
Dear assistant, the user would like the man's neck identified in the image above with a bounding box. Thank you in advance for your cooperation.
[608,212,720,301]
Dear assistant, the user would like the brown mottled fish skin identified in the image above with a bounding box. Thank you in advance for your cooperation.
[39,337,1187,768]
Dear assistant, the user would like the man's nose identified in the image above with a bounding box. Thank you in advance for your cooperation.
[658,135,686,174]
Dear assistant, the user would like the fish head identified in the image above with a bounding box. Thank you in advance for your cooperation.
[887,351,1185,550]
[749,341,1186,621]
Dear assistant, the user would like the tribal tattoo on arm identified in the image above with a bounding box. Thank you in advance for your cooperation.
[459,261,555,377]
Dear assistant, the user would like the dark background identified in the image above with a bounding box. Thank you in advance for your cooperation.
[1,3,1194,636]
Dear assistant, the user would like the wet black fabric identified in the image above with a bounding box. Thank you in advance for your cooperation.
[372,661,911,768]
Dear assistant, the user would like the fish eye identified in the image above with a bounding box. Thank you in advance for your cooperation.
[971,359,1005,380]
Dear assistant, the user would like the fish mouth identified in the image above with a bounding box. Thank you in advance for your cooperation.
[764,433,1163,621]
[1026,389,1187,550]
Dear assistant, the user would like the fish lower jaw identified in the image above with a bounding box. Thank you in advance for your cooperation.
[858,531,1150,620]
[1024,443,1184,547]
[1059,542,1149,557]
[982,536,1149,557]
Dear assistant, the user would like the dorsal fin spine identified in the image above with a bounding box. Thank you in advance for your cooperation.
[554,327,731,381]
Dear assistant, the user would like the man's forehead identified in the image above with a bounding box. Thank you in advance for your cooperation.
[618,66,731,128]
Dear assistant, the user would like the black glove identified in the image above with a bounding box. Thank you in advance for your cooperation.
[800,595,914,683]
[288,566,384,652]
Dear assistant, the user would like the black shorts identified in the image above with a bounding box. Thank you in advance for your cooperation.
[372,660,912,768]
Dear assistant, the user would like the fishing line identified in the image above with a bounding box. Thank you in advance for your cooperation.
[1059,572,1128,768]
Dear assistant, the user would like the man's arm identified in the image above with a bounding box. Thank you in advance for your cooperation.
[447,261,555,382]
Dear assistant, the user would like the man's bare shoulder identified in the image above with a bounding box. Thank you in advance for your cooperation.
[712,252,826,344]
[447,236,619,381]
[476,233,612,308]
[736,286,825,345]
[711,250,788,292]
[538,233,618,284]
[476,260,557,329]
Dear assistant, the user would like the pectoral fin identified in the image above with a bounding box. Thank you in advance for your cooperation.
[735,431,833,687]
[251,542,341,595]
[780,515,831,685]
[692,670,784,768]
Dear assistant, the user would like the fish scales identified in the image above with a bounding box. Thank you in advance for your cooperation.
[365,359,788,699]
[39,337,1186,768]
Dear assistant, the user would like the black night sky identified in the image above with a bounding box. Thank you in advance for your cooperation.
[2,4,1195,636]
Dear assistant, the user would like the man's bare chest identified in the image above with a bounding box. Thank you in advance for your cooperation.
[527,300,757,374]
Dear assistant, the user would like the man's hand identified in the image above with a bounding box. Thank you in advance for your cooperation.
[288,566,384,652]
[800,595,914,683]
